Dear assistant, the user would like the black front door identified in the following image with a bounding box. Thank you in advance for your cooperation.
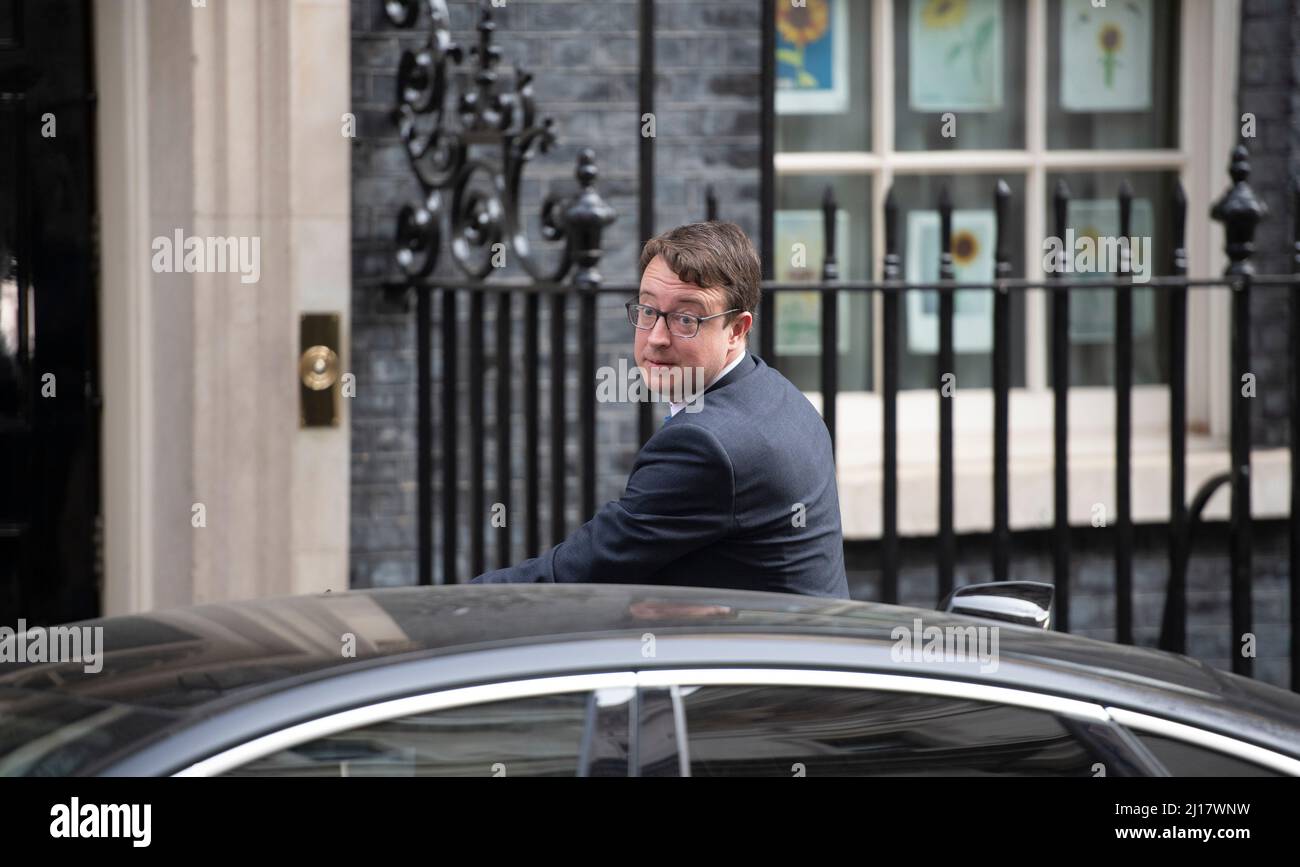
[0,0,99,625]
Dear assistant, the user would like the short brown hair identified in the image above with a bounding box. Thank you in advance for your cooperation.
[638,221,761,320]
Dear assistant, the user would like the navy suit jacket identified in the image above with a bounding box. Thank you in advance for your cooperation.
[470,353,849,598]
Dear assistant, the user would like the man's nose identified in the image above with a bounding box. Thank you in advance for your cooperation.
[648,315,672,346]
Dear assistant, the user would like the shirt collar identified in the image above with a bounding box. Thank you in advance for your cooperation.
[669,350,746,417]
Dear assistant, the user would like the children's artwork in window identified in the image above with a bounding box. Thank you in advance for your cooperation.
[905,209,996,354]
[776,0,849,114]
[1064,198,1156,344]
[1060,0,1153,112]
[909,0,1003,112]
[774,209,853,355]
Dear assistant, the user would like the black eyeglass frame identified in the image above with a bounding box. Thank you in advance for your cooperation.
[625,302,742,339]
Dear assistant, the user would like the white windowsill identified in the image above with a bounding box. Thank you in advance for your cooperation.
[802,388,1290,540]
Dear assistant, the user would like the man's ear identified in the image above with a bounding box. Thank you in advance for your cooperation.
[729,311,753,345]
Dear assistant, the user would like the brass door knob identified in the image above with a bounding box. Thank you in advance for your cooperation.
[299,345,339,391]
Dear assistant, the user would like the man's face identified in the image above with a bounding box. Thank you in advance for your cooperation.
[634,255,752,401]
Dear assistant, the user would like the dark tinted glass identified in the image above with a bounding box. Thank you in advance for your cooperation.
[1134,733,1282,777]
[226,692,595,777]
[639,687,683,777]
[679,685,1102,776]
[0,688,179,777]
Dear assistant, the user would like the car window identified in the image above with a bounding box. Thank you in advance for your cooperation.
[223,691,604,777]
[675,685,1106,776]
[1133,732,1283,777]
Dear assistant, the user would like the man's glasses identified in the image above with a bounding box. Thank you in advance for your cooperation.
[626,302,740,339]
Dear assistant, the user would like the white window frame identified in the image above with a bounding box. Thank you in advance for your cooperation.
[776,0,1284,537]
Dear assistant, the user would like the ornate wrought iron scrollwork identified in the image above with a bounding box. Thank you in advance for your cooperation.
[388,0,615,284]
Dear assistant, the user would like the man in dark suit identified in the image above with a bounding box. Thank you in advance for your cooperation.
[471,221,848,598]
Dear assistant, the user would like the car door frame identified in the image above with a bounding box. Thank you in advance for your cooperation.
[166,665,1158,778]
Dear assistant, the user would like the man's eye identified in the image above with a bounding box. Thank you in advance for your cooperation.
[671,314,696,327]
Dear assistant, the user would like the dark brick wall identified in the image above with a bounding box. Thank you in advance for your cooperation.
[1238,0,1299,447]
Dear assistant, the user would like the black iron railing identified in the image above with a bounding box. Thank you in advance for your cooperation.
[379,0,1300,691]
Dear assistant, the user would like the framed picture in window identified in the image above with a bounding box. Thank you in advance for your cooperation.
[909,0,1003,112]
[774,209,852,355]
[776,0,850,114]
[905,209,996,354]
[1065,198,1155,343]
[1060,0,1153,112]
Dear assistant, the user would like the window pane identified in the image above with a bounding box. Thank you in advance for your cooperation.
[893,0,1027,151]
[892,172,1027,390]
[774,173,873,392]
[679,685,1104,776]
[1046,0,1180,150]
[224,692,595,777]
[776,0,871,153]
[1134,732,1282,777]
[1043,170,1176,387]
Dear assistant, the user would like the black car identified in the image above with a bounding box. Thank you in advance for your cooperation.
[1,582,1297,777]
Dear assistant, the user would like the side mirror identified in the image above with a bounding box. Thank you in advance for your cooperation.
[940,581,1053,630]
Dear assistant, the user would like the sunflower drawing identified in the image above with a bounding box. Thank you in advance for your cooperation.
[922,0,968,29]
[951,229,980,268]
[1097,23,1123,87]
[776,0,831,88]
[924,0,994,84]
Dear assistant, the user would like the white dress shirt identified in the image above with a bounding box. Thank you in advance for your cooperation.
[668,349,746,418]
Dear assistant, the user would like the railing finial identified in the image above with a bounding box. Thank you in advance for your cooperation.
[565,149,617,290]
[993,179,1012,285]
[882,185,900,280]
[1211,144,1269,278]
[821,185,839,282]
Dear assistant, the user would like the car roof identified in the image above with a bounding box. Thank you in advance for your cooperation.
[1,583,1296,724]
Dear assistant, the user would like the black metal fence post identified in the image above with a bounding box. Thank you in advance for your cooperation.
[470,289,486,578]
[759,1,776,367]
[821,186,839,456]
[992,180,1012,581]
[550,293,566,545]
[1162,181,1189,652]
[525,292,540,557]
[417,286,433,585]
[1292,176,1300,691]
[1116,181,1134,644]
[881,187,901,604]
[937,185,956,602]
[441,287,459,584]
[637,0,655,448]
[567,149,616,521]
[495,290,513,569]
[1052,180,1071,631]
[1212,144,1267,678]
